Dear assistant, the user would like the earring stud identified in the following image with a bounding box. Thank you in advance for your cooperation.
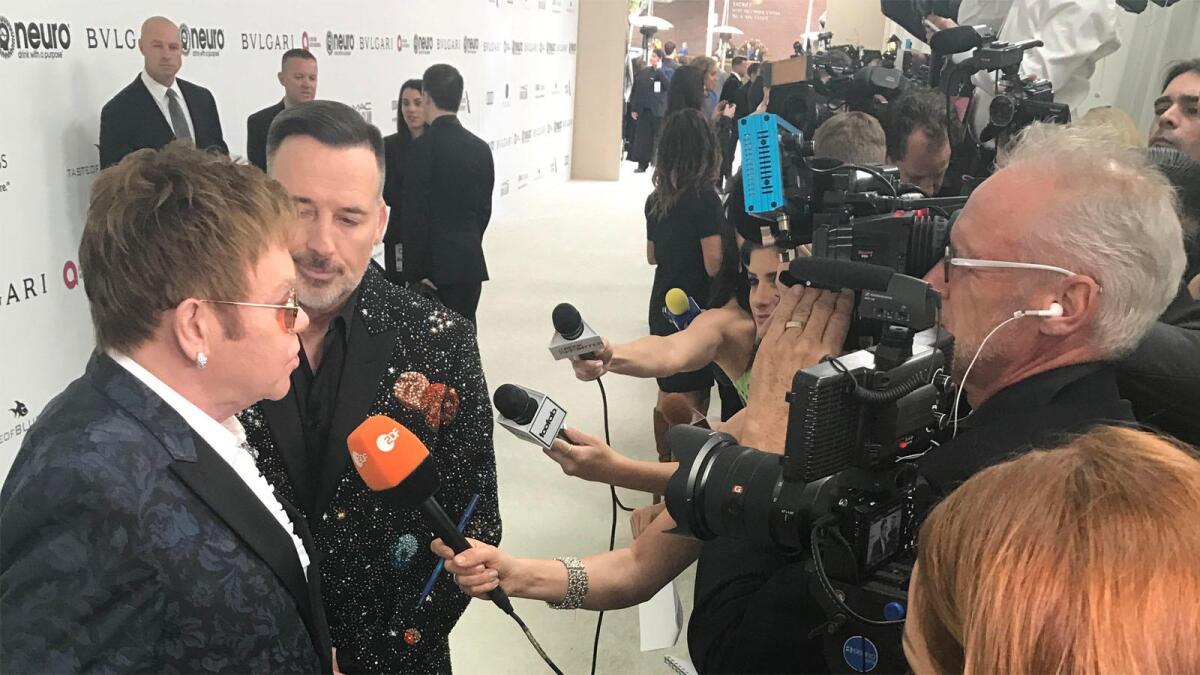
[196,352,208,369]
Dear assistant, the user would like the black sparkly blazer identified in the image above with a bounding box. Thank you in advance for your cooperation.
[241,263,500,674]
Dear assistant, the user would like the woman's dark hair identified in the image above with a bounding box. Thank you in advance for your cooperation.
[707,221,750,312]
[396,78,424,137]
[707,172,766,313]
[666,65,706,116]
[650,109,721,220]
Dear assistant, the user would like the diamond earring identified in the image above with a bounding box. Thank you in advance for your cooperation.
[196,352,208,369]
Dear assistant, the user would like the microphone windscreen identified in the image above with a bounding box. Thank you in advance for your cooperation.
[660,392,702,427]
[786,257,893,291]
[665,288,691,317]
[1148,146,1200,217]
[552,303,584,340]
[929,25,982,55]
[493,384,538,425]
[347,415,430,491]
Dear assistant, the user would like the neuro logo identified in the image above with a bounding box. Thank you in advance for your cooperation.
[179,24,224,57]
[0,18,12,59]
[10,401,28,418]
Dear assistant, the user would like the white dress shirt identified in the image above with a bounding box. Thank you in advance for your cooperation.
[140,70,196,140]
[110,351,310,576]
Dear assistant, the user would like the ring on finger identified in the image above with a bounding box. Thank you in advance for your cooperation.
[785,320,805,330]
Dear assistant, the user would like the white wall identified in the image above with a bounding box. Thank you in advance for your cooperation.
[0,0,578,476]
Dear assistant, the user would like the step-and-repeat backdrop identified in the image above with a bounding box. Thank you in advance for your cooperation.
[0,0,578,475]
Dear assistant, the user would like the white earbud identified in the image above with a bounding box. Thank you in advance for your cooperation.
[1013,302,1063,319]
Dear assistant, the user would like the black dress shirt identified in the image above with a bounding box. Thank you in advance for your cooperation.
[293,289,358,508]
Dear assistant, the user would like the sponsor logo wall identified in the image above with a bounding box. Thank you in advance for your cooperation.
[0,0,577,476]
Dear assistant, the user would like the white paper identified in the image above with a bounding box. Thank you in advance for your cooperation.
[638,580,683,651]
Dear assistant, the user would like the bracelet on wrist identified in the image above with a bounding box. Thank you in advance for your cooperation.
[547,556,588,610]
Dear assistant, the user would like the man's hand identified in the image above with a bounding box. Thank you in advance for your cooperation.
[543,427,621,484]
[754,87,771,115]
[924,13,958,40]
[570,338,614,381]
[431,537,511,599]
[420,278,438,291]
[630,502,667,539]
[740,285,854,453]
[632,111,639,120]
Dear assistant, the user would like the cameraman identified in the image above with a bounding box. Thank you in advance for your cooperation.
[686,123,1185,672]
[885,87,955,196]
[1149,59,1200,162]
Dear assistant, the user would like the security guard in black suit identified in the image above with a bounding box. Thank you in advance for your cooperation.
[246,49,318,171]
[99,16,227,168]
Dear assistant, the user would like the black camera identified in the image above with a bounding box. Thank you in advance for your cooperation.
[665,310,955,672]
[764,39,910,138]
[736,112,967,271]
[931,30,1070,180]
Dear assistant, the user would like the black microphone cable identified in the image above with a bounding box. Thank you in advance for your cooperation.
[589,375,635,675]
[503,605,564,675]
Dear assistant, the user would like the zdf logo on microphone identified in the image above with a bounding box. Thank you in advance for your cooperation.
[376,428,400,452]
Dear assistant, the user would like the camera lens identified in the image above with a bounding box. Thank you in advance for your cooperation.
[665,426,833,551]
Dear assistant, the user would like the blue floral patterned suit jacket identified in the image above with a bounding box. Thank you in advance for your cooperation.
[0,353,332,673]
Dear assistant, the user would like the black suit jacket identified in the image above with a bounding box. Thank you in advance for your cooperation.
[400,116,495,286]
[247,99,286,171]
[1119,286,1200,446]
[719,73,742,103]
[241,264,501,673]
[381,130,421,281]
[99,75,228,168]
[0,353,331,674]
[630,67,670,118]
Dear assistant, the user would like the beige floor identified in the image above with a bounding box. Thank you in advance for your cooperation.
[448,163,698,674]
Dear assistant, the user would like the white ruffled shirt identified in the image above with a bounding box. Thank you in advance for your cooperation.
[110,351,311,577]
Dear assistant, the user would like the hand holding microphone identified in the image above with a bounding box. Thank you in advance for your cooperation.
[346,415,515,615]
[430,537,515,600]
[569,338,613,381]
[544,427,624,485]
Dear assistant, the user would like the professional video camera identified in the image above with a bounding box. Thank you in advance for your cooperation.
[764,33,910,138]
[665,258,957,673]
[929,25,1070,180]
[737,112,968,271]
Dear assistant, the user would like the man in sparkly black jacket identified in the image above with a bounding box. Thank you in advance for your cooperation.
[241,100,500,674]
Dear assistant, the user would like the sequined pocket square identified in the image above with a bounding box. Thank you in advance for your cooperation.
[392,371,460,430]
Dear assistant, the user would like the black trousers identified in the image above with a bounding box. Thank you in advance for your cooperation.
[437,283,482,325]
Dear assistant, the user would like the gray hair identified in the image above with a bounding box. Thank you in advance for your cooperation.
[265,100,385,195]
[997,123,1185,357]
